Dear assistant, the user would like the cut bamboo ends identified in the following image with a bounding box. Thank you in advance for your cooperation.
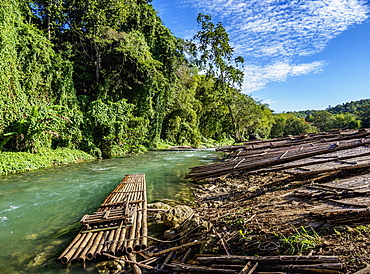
[58,174,148,264]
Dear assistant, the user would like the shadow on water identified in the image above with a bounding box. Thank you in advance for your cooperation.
[0,149,222,273]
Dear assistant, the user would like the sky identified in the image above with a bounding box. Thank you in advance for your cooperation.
[151,0,370,112]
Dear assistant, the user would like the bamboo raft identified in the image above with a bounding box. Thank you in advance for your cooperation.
[58,174,148,264]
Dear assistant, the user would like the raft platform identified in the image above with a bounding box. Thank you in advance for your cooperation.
[58,174,148,264]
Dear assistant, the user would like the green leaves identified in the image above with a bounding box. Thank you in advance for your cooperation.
[191,13,249,142]
[86,99,148,158]
[270,114,318,138]
[0,148,94,175]
[1,104,71,153]
[0,1,276,157]
[276,227,322,255]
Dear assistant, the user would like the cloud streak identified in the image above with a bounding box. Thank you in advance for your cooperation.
[243,60,326,92]
[181,0,369,92]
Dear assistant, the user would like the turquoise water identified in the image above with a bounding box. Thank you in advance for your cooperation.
[0,149,222,273]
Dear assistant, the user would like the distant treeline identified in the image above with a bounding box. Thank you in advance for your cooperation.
[270,99,370,138]
[1,1,369,159]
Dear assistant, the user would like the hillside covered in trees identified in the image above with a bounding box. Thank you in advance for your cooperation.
[0,0,273,161]
[270,99,370,138]
[1,0,369,165]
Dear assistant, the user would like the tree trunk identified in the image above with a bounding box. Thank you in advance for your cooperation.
[95,41,101,83]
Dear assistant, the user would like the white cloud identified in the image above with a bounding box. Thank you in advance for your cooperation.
[181,0,369,91]
[242,61,326,92]
[261,98,283,106]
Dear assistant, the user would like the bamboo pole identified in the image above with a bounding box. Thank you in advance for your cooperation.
[126,206,138,253]
[240,262,258,274]
[70,232,94,263]
[151,241,205,257]
[261,263,343,272]
[141,198,148,250]
[134,203,143,251]
[116,226,128,256]
[165,262,238,273]
[95,231,109,258]
[58,233,83,263]
[196,255,340,264]
[87,230,105,260]
[126,253,142,274]
[59,233,88,264]
[103,252,162,271]
[78,232,98,264]
[102,227,116,255]
[109,220,124,255]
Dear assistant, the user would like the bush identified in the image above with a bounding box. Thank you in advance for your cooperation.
[0,148,94,175]
[84,99,149,158]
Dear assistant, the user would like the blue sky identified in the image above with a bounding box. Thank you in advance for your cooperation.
[151,0,370,112]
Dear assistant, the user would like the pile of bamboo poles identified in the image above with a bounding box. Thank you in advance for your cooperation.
[186,129,370,181]
[217,129,370,153]
[58,174,148,264]
[184,254,344,273]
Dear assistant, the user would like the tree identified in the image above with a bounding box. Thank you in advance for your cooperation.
[161,65,202,146]
[195,75,232,142]
[85,99,148,158]
[230,93,273,140]
[359,102,370,128]
[327,99,370,114]
[306,111,361,132]
[270,114,317,138]
[270,115,287,138]
[284,116,317,136]
[29,0,187,148]
[191,13,244,141]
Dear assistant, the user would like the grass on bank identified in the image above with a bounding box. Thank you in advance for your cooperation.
[0,148,94,175]
[0,137,233,176]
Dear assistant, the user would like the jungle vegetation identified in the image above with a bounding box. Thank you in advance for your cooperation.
[0,0,273,160]
[270,99,370,138]
[0,0,369,165]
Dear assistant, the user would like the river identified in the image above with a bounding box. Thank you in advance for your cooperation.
[0,149,222,273]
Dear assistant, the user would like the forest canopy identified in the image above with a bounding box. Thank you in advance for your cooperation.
[0,0,274,158]
[0,0,368,159]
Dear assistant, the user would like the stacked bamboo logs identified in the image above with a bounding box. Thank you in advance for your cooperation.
[58,174,148,264]
[186,129,370,181]
[291,173,370,225]
[161,254,344,273]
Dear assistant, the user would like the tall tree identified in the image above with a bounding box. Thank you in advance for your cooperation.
[191,13,244,141]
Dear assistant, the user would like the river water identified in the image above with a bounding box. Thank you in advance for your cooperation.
[0,149,222,273]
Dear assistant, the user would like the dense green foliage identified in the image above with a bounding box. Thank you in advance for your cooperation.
[270,113,318,138]
[306,111,361,132]
[0,148,94,175]
[0,1,275,164]
[326,99,370,115]
[271,99,368,137]
[327,99,370,128]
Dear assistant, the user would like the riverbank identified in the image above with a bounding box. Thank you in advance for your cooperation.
[0,148,94,175]
[129,168,370,273]
[0,138,229,176]
[117,130,370,273]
